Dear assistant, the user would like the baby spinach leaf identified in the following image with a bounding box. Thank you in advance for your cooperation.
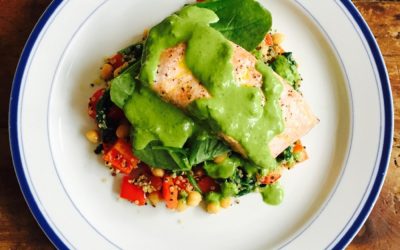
[133,141,182,171]
[188,135,230,166]
[152,146,191,170]
[110,62,140,109]
[134,142,194,171]
[197,0,272,51]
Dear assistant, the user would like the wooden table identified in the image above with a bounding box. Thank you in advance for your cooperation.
[0,1,398,249]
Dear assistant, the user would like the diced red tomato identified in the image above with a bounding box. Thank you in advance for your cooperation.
[260,172,281,185]
[150,175,163,191]
[128,164,163,192]
[162,176,178,209]
[197,176,218,193]
[265,33,273,46]
[103,138,139,174]
[109,53,124,68]
[120,176,146,205]
[88,88,105,119]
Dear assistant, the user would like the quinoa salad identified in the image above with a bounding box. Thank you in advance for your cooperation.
[85,0,318,214]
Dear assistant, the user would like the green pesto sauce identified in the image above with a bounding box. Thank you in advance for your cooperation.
[140,6,219,85]
[140,5,284,169]
[204,156,241,179]
[205,191,221,204]
[260,183,284,205]
[220,182,239,197]
[123,87,194,149]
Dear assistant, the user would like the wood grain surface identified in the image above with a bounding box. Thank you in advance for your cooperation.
[0,1,398,249]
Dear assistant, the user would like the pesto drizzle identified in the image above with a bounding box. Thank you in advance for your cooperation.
[140,5,284,170]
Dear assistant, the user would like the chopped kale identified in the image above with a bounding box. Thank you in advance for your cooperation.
[95,89,119,144]
[271,52,302,90]
[119,42,144,64]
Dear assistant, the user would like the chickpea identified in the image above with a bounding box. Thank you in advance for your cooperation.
[148,192,160,206]
[220,197,231,208]
[151,168,165,178]
[100,63,113,80]
[85,130,100,143]
[177,200,187,212]
[116,123,130,138]
[213,152,228,164]
[187,191,202,207]
[273,45,284,54]
[272,33,285,45]
[206,202,220,214]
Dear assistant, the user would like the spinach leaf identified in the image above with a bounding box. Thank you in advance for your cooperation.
[110,62,140,109]
[133,141,183,171]
[134,142,194,171]
[197,0,272,51]
[152,146,191,170]
[188,135,230,166]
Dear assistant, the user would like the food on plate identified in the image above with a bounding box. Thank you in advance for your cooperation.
[85,0,318,213]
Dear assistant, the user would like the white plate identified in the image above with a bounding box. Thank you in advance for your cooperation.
[9,0,393,249]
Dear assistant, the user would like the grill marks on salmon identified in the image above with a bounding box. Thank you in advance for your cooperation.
[152,42,318,158]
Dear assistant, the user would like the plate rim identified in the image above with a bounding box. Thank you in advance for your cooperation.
[329,1,393,248]
[8,1,68,249]
[8,0,393,249]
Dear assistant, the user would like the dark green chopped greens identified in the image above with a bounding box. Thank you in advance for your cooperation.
[228,167,257,196]
[95,89,118,144]
[276,145,303,168]
[197,0,272,51]
[119,42,144,64]
[271,52,302,90]
[94,143,103,155]
[277,146,293,162]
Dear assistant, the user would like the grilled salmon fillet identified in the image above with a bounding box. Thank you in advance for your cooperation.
[153,43,262,108]
[152,42,318,157]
